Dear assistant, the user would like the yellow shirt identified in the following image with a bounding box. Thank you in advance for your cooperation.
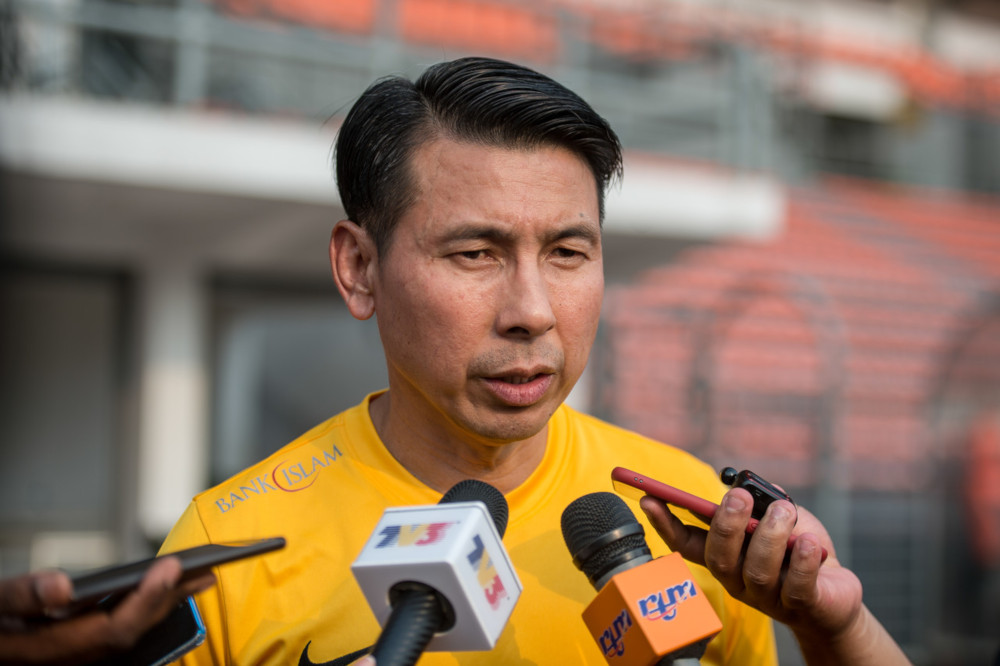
[160,394,777,665]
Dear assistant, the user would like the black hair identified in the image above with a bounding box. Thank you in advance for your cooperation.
[334,56,623,256]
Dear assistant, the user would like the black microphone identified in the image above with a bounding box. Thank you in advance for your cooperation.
[351,480,520,666]
[562,492,722,666]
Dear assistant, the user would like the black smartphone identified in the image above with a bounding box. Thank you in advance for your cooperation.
[68,536,286,612]
[101,596,206,666]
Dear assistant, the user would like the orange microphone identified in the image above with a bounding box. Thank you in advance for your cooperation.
[562,493,722,665]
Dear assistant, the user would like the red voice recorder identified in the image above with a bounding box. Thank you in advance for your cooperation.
[611,467,827,563]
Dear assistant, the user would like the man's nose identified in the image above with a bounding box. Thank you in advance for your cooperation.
[496,262,557,338]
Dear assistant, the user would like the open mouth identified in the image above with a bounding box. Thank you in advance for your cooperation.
[483,373,555,407]
[500,374,543,385]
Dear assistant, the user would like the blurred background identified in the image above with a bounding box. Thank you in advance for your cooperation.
[1,0,998,662]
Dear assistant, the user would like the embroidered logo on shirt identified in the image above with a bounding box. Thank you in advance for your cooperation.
[214,445,343,513]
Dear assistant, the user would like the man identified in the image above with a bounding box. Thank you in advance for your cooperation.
[161,57,908,665]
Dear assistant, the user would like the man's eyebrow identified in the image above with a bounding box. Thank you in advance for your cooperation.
[439,224,514,244]
[548,223,601,245]
[437,222,602,245]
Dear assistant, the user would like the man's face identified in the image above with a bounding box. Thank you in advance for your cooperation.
[371,137,604,446]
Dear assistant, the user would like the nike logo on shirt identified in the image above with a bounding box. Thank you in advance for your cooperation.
[299,641,371,666]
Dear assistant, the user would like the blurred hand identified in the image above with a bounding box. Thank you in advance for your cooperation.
[0,556,215,665]
[641,488,911,666]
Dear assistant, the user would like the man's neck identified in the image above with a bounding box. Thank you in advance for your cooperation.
[367,392,548,495]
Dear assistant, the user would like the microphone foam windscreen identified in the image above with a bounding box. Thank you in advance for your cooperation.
[440,479,509,538]
[561,492,650,584]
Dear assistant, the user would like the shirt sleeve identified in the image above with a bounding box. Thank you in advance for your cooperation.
[159,502,228,666]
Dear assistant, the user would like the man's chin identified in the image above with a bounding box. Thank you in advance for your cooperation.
[465,404,557,444]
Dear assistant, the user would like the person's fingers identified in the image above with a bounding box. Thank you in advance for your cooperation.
[60,556,215,657]
[143,555,184,588]
[703,489,753,594]
[33,572,74,612]
[138,556,215,600]
[741,500,797,606]
[100,556,189,650]
[780,532,824,613]
[177,571,217,598]
[0,571,106,664]
[0,571,72,618]
[0,611,113,665]
[0,557,218,666]
[639,495,708,565]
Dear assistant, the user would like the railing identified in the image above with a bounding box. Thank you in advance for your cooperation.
[6,0,996,192]
[1,0,777,174]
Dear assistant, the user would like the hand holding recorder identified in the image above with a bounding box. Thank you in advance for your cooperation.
[611,467,826,563]
[620,468,911,666]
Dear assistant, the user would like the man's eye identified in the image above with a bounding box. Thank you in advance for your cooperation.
[553,247,583,259]
[459,250,486,260]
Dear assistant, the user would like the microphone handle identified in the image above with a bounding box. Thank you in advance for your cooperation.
[655,634,711,665]
[370,583,446,666]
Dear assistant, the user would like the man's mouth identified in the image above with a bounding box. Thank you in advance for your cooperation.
[482,372,555,407]
[500,374,543,385]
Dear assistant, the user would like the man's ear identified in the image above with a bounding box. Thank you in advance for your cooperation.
[330,220,377,320]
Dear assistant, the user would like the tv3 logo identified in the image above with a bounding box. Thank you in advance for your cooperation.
[374,522,454,548]
[599,609,632,658]
[637,580,698,621]
[466,534,507,610]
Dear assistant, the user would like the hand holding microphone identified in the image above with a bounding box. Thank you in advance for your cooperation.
[351,480,521,666]
[562,492,722,665]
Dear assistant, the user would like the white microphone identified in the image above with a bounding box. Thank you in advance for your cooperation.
[351,480,521,665]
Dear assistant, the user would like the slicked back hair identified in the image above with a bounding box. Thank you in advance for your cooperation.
[334,56,623,257]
